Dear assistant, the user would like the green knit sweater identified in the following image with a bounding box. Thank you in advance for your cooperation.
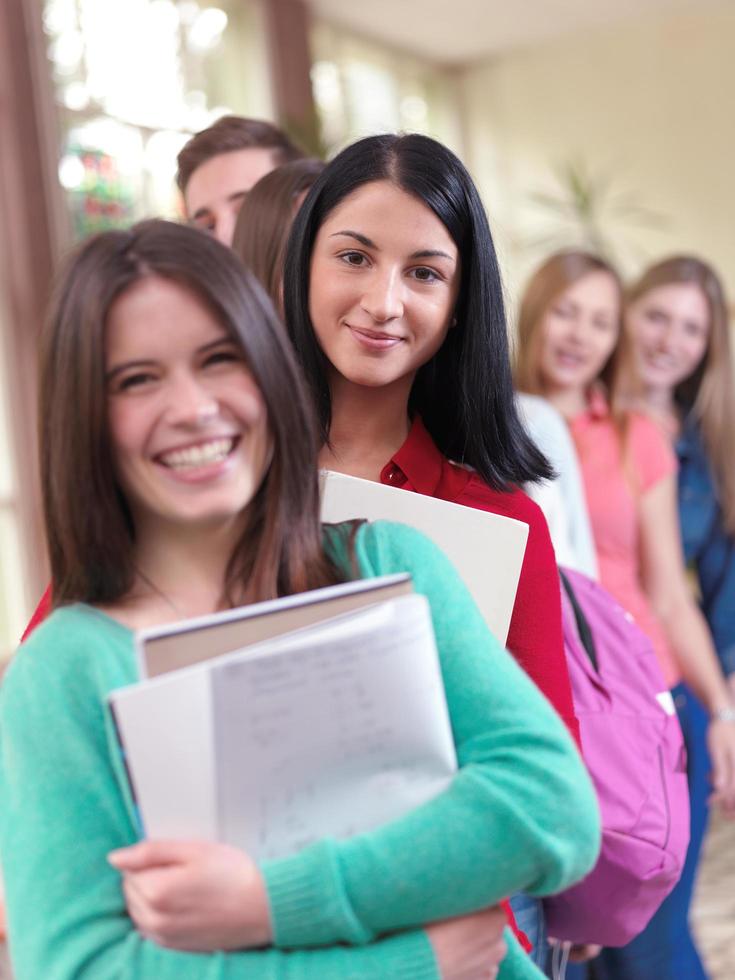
[0,521,600,979]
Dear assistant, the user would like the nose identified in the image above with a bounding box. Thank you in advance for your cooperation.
[360,267,404,323]
[653,321,676,353]
[566,314,586,345]
[167,372,220,427]
[214,213,236,247]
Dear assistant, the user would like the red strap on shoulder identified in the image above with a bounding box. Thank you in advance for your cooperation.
[502,898,532,952]
[21,585,52,642]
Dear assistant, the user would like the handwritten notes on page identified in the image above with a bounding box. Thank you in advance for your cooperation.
[110,589,457,860]
[213,595,457,859]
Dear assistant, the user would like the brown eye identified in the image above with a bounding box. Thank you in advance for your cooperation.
[411,267,440,283]
[204,351,238,366]
[339,251,367,267]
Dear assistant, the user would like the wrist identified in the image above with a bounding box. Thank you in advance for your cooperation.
[245,867,273,946]
[711,704,735,724]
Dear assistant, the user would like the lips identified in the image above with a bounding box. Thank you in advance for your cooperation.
[347,324,405,351]
[553,350,587,368]
[643,353,677,370]
[157,437,238,470]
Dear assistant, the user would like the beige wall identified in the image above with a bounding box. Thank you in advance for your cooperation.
[458,4,735,311]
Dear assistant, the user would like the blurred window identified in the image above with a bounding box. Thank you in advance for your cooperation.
[311,20,463,157]
[43,0,273,238]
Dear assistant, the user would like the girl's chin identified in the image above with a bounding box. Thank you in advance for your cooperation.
[546,372,596,393]
[641,365,685,391]
[337,368,410,390]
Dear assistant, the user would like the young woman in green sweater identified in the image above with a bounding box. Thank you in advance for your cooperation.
[0,220,599,980]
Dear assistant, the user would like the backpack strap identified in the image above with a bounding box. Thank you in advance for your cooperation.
[559,569,599,672]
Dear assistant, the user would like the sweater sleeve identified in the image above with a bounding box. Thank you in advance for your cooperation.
[0,624,437,980]
[261,522,600,950]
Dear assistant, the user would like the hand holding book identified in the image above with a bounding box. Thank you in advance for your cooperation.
[108,839,272,951]
[109,838,509,978]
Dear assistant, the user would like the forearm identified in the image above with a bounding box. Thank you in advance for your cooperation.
[262,680,599,948]
[659,593,733,713]
[639,478,733,713]
[4,910,437,980]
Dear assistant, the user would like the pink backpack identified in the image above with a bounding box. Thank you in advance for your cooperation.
[543,568,690,947]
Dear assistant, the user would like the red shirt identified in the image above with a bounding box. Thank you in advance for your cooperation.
[381,416,580,747]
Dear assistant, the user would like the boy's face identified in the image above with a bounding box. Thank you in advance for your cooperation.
[184,147,278,245]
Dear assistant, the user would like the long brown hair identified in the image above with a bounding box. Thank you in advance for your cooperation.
[624,256,735,531]
[232,158,324,313]
[40,219,343,608]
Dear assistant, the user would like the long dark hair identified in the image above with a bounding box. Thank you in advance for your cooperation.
[40,219,342,608]
[283,133,551,490]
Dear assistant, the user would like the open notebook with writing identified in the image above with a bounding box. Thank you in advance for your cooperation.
[108,576,457,860]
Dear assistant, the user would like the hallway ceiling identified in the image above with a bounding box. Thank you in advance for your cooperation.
[306,0,727,64]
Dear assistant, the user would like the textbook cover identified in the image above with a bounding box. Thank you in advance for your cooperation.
[136,571,412,679]
[108,581,458,860]
[320,470,529,645]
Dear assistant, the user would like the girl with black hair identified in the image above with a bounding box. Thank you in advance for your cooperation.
[282,132,581,966]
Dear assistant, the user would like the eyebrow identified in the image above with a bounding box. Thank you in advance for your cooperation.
[106,338,235,381]
[410,248,456,263]
[329,230,455,263]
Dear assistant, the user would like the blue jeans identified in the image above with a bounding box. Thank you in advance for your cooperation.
[509,893,549,970]
[594,683,711,980]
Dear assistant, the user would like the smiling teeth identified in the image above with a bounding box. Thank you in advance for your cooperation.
[647,356,675,368]
[160,438,234,469]
[557,353,584,365]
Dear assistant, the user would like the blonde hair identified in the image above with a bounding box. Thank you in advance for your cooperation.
[514,250,625,400]
[624,256,735,532]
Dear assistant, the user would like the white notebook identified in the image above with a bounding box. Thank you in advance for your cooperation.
[109,588,457,860]
[320,470,529,645]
